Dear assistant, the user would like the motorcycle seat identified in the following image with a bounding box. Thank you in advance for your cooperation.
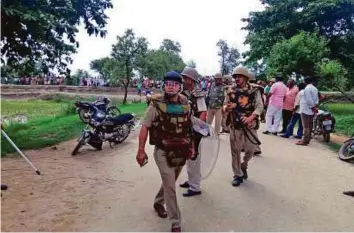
[107,113,134,125]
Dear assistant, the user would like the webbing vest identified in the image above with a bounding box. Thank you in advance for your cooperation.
[181,90,201,118]
[149,94,193,167]
[228,84,259,130]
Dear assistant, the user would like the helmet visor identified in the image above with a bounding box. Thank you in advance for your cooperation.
[164,80,181,95]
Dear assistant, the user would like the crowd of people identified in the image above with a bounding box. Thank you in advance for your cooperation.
[262,76,320,146]
[136,65,324,232]
[2,75,64,85]
[78,77,106,87]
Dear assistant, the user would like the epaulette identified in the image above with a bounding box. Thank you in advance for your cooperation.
[150,93,164,102]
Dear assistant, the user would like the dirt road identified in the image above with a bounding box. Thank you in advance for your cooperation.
[1,125,353,232]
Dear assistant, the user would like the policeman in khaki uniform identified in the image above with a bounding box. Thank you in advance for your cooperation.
[137,71,197,232]
[224,66,263,187]
[178,66,208,197]
[221,75,234,133]
[206,72,225,134]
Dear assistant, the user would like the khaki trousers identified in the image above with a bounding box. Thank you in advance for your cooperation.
[207,108,223,134]
[221,111,230,132]
[154,147,183,228]
[229,128,258,177]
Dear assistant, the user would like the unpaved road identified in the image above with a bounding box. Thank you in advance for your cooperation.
[1,124,353,232]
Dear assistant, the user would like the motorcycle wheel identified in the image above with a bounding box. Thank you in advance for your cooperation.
[323,132,330,143]
[72,136,85,156]
[107,106,121,116]
[338,138,354,161]
[115,125,131,144]
[78,108,91,124]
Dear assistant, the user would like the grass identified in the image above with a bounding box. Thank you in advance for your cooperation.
[1,98,147,156]
[326,103,354,137]
[1,99,74,121]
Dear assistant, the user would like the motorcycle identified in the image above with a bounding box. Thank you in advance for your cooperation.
[72,102,136,156]
[75,96,121,124]
[338,133,354,161]
[312,102,336,143]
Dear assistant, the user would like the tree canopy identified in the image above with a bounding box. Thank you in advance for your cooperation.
[159,39,181,54]
[111,29,148,103]
[242,0,354,68]
[1,0,113,74]
[266,32,330,78]
[242,0,354,90]
[216,39,240,75]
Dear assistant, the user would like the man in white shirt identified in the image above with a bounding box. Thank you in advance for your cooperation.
[296,77,319,146]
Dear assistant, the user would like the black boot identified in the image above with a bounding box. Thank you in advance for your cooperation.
[232,176,243,187]
[241,168,248,180]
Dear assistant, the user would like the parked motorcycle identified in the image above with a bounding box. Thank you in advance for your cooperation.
[338,133,354,161]
[72,102,136,156]
[312,102,336,143]
[75,96,121,124]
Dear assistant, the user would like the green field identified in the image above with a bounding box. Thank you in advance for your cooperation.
[1,97,147,156]
[326,103,354,137]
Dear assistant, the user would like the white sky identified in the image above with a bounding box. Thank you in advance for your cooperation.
[69,0,264,76]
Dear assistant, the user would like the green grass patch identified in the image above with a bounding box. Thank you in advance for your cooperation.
[1,99,147,156]
[1,115,84,155]
[327,103,354,137]
[1,99,74,121]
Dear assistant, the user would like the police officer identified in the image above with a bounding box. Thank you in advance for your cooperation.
[206,72,225,134]
[221,75,234,133]
[224,66,263,187]
[136,71,195,232]
[178,66,208,197]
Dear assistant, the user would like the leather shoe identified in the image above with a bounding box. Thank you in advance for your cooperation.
[183,189,201,197]
[153,203,167,218]
[232,176,243,187]
[241,168,248,180]
[171,227,181,232]
[179,181,190,188]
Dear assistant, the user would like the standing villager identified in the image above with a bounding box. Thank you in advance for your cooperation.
[281,82,306,139]
[281,79,299,133]
[296,77,319,146]
[263,75,287,135]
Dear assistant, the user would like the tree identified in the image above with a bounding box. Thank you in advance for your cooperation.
[67,69,90,86]
[1,0,113,73]
[242,0,354,81]
[186,60,197,69]
[111,29,148,104]
[266,32,330,78]
[216,39,240,75]
[316,59,353,102]
[90,57,112,80]
[141,50,185,80]
[159,39,181,54]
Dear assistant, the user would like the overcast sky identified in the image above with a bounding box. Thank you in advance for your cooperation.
[69,0,264,76]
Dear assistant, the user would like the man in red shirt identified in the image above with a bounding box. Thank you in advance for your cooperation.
[281,79,299,133]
